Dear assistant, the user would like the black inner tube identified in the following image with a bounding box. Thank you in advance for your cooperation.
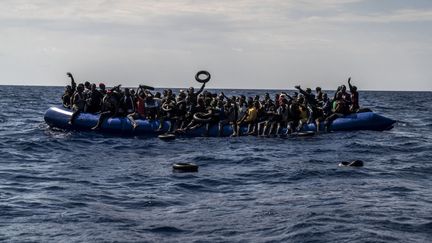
[193,112,212,122]
[195,70,211,83]
[173,163,198,172]
[162,103,173,112]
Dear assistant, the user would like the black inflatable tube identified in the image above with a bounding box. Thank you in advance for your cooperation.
[195,70,211,83]
[339,160,364,167]
[162,104,173,112]
[172,163,198,172]
[193,112,212,122]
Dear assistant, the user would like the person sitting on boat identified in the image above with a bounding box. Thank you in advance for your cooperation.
[295,85,317,107]
[315,87,323,102]
[92,90,119,130]
[83,81,92,103]
[218,96,238,137]
[237,95,248,120]
[160,96,177,132]
[339,84,352,107]
[202,99,223,136]
[237,100,259,136]
[260,100,279,136]
[62,85,74,109]
[157,89,176,131]
[127,89,146,129]
[62,72,77,109]
[186,82,206,108]
[347,77,359,112]
[143,93,158,120]
[85,83,103,113]
[286,98,301,135]
[295,85,320,126]
[276,96,291,135]
[324,91,350,132]
[69,84,86,125]
[98,83,107,96]
[315,93,331,132]
[118,88,135,117]
[296,96,310,132]
[173,91,188,130]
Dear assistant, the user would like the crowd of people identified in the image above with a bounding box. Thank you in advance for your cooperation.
[62,72,360,136]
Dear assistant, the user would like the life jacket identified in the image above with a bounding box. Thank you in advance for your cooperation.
[245,107,258,122]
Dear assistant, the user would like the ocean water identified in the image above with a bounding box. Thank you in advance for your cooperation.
[0,85,431,242]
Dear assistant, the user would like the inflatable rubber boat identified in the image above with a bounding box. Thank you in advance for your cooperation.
[44,106,396,137]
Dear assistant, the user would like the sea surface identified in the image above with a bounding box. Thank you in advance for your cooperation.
[0,85,431,242]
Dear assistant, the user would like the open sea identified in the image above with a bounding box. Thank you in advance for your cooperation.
[0,85,431,242]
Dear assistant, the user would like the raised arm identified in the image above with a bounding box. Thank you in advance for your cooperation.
[220,92,229,100]
[67,72,76,92]
[196,82,206,95]
[294,85,308,97]
[110,84,121,92]
[281,92,294,101]
[347,77,354,92]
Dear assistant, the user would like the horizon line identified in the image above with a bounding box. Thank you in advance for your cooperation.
[0,84,431,92]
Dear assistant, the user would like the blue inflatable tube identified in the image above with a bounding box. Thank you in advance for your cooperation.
[44,106,395,137]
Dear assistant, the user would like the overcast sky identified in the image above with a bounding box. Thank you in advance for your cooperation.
[1,0,431,90]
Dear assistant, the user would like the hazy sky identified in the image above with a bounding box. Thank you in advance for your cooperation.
[1,0,431,90]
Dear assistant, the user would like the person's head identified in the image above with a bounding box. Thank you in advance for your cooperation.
[91,83,96,91]
[306,88,312,94]
[247,99,253,107]
[316,87,322,93]
[155,92,161,98]
[336,91,343,100]
[323,93,328,100]
[254,101,260,109]
[179,91,186,99]
[99,83,106,90]
[352,86,357,92]
[341,85,347,92]
[254,95,260,101]
[298,96,304,104]
[163,89,168,97]
[77,83,84,92]
[65,85,72,92]
[124,88,130,96]
[167,89,173,96]
[188,87,194,94]
[265,93,270,100]
[84,81,91,89]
